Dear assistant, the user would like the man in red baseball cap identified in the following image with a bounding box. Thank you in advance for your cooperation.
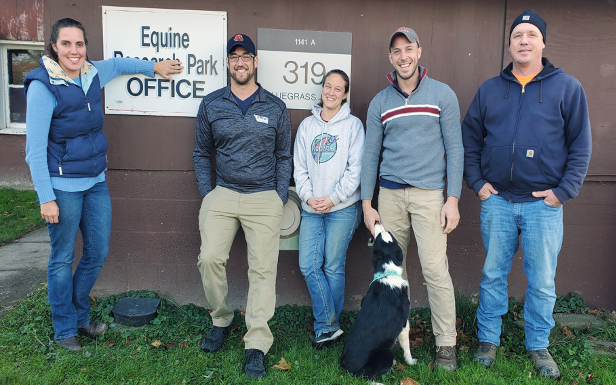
[194,33,291,380]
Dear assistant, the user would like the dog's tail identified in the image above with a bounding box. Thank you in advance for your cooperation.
[374,222,393,243]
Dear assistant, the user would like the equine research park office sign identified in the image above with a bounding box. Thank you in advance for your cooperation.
[102,7,227,117]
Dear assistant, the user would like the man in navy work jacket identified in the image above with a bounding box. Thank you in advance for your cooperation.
[193,33,292,380]
[462,10,592,379]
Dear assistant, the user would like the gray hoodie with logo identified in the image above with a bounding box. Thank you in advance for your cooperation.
[293,103,365,214]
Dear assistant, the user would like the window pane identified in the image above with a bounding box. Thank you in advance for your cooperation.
[9,87,27,123]
[8,49,44,85]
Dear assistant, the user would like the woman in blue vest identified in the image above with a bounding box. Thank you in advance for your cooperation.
[24,18,183,352]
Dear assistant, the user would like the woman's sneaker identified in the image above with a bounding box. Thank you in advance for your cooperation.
[310,329,343,350]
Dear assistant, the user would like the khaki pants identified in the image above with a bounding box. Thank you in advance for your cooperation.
[378,186,457,346]
[197,186,283,353]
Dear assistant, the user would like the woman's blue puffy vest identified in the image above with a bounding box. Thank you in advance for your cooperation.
[24,63,107,178]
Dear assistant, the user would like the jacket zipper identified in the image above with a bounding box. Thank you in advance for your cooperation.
[509,82,526,200]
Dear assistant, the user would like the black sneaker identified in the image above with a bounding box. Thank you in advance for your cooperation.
[201,324,233,352]
[310,329,343,350]
[245,349,268,379]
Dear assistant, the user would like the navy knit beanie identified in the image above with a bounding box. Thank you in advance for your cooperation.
[509,9,547,45]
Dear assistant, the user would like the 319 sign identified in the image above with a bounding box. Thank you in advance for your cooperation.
[258,28,352,110]
[283,61,326,85]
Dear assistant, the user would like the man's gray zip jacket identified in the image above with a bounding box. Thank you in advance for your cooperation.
[193,84,292,204]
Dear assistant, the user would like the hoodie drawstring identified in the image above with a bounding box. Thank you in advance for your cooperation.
[317,121,325,172]
[539,80,543,103]
[505,81,510,99]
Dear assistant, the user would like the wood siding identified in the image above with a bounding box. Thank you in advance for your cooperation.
[1,0,614,310]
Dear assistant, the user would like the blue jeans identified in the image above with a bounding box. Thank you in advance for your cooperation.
[298,202,361,336]
[47,181,112,339]
[477,194,563,351]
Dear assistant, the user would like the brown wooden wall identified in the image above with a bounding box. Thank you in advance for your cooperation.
[0,0,44,41]
[1,0,615,310]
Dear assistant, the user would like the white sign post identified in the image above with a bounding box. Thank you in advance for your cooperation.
[257,29,352,110]
[102,7,226,117]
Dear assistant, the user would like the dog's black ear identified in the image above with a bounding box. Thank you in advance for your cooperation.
[388,233,403,263]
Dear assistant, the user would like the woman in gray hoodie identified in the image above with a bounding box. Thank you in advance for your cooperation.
[293,69,364,349]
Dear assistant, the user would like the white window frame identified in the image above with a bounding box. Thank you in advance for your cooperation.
[0,40,45,135]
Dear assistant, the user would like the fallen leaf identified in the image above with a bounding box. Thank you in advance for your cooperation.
[80,368,86,372]
[428,361,435,369]
[240,310,246,317]
[208,310,212,315]
[513,311,518,318]
[394,363,405,371]
[163,341,176,349]
[572,382,579,385]
[579,372,585,377]
[89,296,97,306]
[459,345,469,351]
[308,321,315,332]
[272,357,291,371]
[124,337,131,344]
[586,374,595,382]
[587,309,598,315]
[408,328,422,336]
[400,378,420,385]
[563,326,572,336]
[150,340,163,348]
[455,318,462,328]
[461,333,470,342]
[103,341,116,347]
[178,342,188,348]
[410,337,423,347]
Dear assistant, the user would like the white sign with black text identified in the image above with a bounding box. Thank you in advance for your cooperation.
[257,29,352,110]
[102,7,227,117]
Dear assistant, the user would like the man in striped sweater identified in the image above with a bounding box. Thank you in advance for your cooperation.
[361,27,464,372]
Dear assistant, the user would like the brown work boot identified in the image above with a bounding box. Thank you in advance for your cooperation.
[78,320,108,339]
[528,349,560,379]
[435,345,457,372]
[474,341,497,368]
[55,336,81,352]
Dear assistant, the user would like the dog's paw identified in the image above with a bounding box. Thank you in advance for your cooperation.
[406,358,418,366]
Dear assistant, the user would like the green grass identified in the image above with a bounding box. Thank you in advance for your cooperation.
[0,187,45,244]
[1,289,615,384]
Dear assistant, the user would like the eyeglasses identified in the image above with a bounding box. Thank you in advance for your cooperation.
[228,53,255,62]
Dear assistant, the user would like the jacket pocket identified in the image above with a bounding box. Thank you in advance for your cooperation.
[513,146,557,193]
[482,145,512,190]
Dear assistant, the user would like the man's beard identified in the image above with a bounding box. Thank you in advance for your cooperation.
[230,67,255,86]
[396,63,417,80]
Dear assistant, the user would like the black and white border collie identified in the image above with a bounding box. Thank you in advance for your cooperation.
[340,222,416,379]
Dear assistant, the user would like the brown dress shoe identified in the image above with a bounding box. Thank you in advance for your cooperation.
[78,320,108,339]
[55,336,81,352]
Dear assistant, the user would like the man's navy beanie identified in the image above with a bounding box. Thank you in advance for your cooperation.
[509,9,547,45]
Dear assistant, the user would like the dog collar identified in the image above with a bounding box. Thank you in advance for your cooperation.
[370,268,401,285]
